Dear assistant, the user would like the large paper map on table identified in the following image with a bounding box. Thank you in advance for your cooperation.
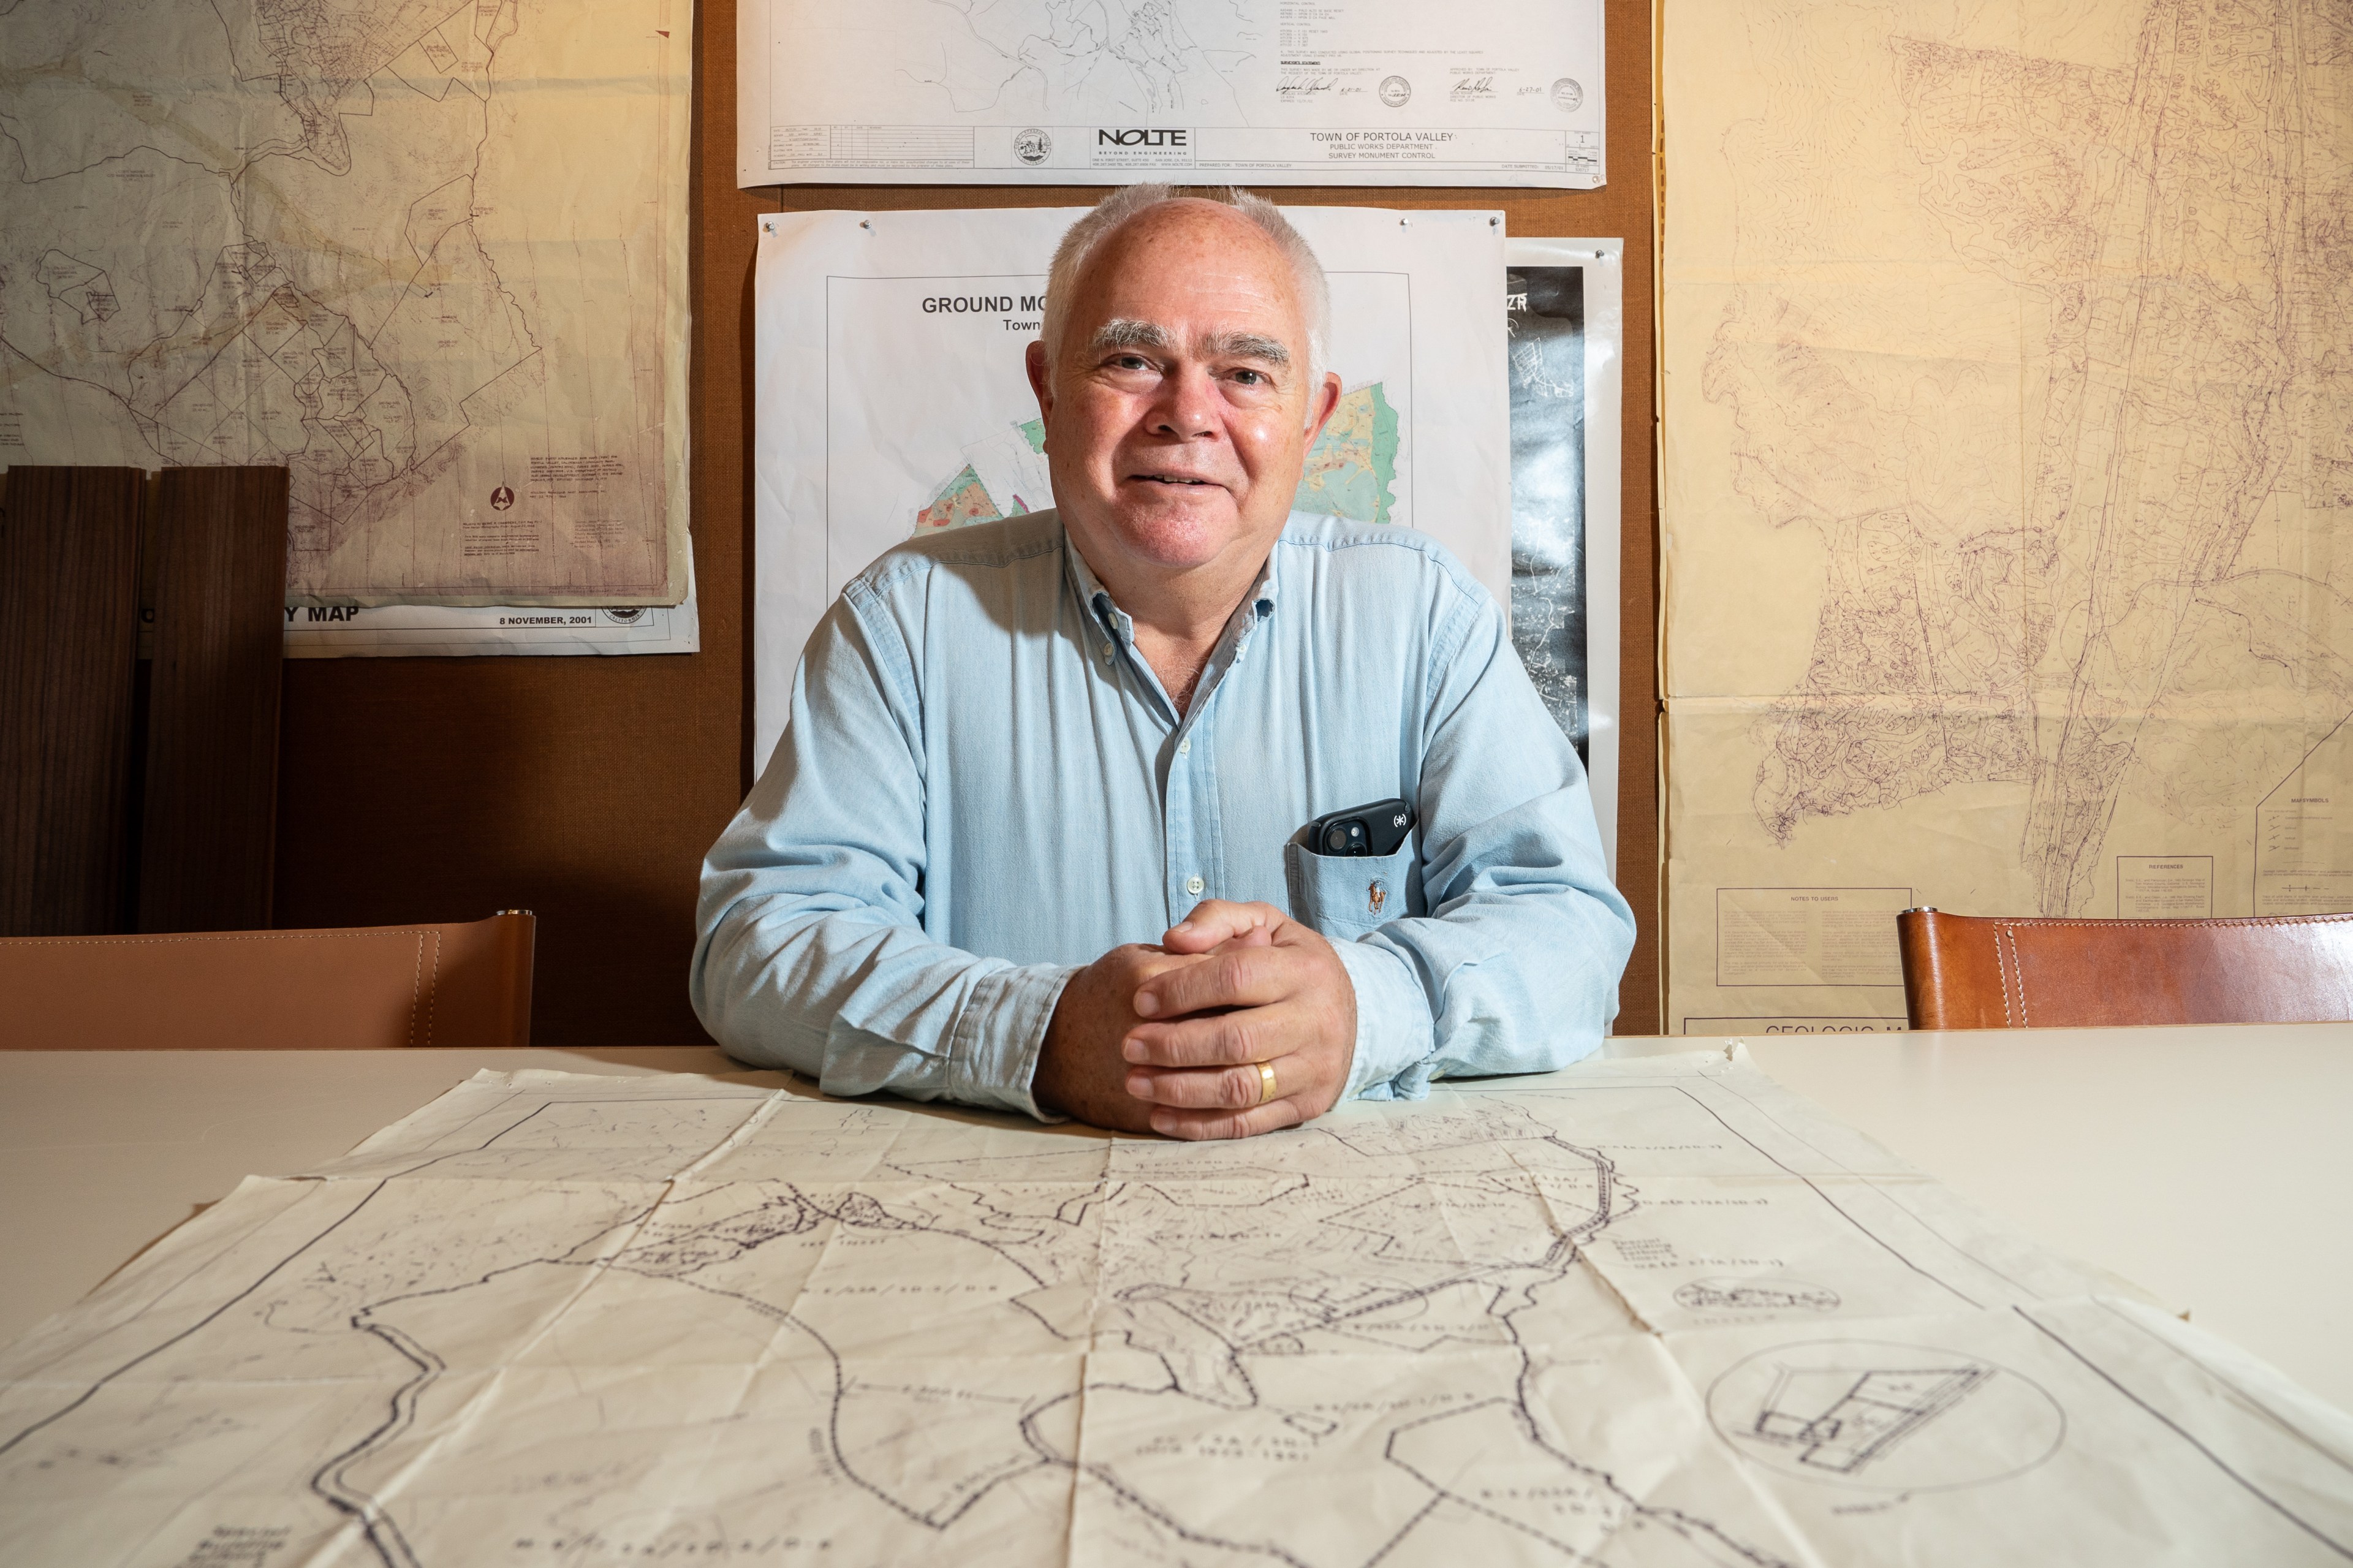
[0,0,691,605]
[1659,0,2353,1032]
[5,1056,2350,1564]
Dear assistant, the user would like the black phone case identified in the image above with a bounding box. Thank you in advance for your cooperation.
[1306,798,1417,858]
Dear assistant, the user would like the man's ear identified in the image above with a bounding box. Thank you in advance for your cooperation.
[1302,369,1342,444]
[1025,339,1055,435]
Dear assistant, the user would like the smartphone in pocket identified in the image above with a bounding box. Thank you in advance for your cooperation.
[1304,798,1417,857]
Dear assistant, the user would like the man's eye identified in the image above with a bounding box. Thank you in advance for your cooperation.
[1111,355,1151,371]
[1231,369,1267,386]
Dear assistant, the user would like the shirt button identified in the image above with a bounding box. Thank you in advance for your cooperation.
[1176,737,1192,755]
[1100,643,1113,663]
[1186,875,1205,895]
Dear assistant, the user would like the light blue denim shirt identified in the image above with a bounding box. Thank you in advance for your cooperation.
[692,510,1634,1119]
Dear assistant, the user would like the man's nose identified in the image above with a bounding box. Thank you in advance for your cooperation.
[1147,362,1221,439]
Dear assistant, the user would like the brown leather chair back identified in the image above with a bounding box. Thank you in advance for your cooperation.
[1896,907,2353,1029]
[0,912,535,1050]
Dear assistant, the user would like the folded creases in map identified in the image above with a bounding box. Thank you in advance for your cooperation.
[1659,0,2353,1032]
[3,1061,2350,1566]
[0,0,692,605]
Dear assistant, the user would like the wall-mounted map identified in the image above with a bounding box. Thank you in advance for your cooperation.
[734,0,1607,189]
[0,0,691,606]
[1661,0,2353,1031]
[750,206,1509,770]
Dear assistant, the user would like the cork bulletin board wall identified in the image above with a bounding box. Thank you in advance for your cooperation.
[273,0,1664,1042]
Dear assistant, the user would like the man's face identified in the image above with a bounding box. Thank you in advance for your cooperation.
[1026,201,1340,585]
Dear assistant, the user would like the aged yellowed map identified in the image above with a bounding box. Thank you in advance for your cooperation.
[0,0,691,605]
[1660,0,2353,1032]
[5,1060,2352,1564]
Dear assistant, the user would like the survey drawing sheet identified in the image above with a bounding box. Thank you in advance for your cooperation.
[7,1055,2352,1566]
[0,0,692,606]
[751,206,1508,769]
[735,0,1604,189]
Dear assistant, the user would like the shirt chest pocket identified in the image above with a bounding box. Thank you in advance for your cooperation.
[1284,838,1415,938]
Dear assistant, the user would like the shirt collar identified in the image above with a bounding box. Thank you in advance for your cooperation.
[1061,526,1282,645]
[1063,532,1131,643]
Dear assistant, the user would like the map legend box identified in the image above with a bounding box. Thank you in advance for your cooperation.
[2116,856,2213,918]
[1715,887,1912,988]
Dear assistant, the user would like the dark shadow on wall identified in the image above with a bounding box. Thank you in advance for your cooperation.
[273,648,743,1048]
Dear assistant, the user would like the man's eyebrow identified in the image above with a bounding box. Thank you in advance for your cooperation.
[1083,321,1292,369]
[1201,330,1290,366]
[1088,319,1177,355]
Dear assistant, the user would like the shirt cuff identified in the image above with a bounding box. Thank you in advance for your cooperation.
[947,961,1079,1121]
[1332,937,1435,1101]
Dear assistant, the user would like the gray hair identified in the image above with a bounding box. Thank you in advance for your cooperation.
[1040,184,1330,396]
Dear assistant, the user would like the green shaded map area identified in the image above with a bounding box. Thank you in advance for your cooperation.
[915,464,1001,530]
[915,417,1055,531]
[1294,383,1400,526]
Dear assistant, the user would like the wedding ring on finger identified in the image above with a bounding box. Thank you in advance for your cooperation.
[1254,1060,1278,1105]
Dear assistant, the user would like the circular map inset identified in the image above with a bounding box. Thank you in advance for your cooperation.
[1706,1339,2064,1491]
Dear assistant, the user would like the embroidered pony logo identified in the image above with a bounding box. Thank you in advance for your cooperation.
[1367,879,1388,917]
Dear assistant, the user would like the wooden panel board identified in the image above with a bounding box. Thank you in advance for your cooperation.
[0,467,146,937]
[272,0,1662,1040]
[139,466,289,934]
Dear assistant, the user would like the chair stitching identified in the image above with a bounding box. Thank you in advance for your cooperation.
[1928,915,2353,930]
[2006,928,2029,1027]
[1994,926,2018,1028]
[1995,927,2014,1026]
[2003,928,2013,1027]
[1995,918,2014,1026]
[407,934,424,1047]
[420,931,442,1048]
[1996,928,2009,1026]
[1952,914,2339,1029]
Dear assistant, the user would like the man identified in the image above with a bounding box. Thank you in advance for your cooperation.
[692,184,1633,1139]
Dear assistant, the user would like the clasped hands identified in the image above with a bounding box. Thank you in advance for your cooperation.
[1034,900,1356,1139]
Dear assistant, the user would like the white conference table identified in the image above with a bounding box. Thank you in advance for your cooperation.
[3,1024,2349,1414]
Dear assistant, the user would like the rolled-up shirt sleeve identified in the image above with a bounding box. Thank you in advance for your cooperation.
[1339,588,1636,1101]
[690,588,1071,1121]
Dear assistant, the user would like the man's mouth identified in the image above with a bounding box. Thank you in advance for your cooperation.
[1129,472,1219,488]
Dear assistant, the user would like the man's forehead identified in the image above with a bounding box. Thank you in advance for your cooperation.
[1081,208,1300,303]
[1106,195,1280,254]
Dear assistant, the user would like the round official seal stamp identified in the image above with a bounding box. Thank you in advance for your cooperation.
[1012,127,1053,166]
[1378,75,1412,108]
[488,484,515,511]
[600,607,647,626]
[1551,77,1583,112]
